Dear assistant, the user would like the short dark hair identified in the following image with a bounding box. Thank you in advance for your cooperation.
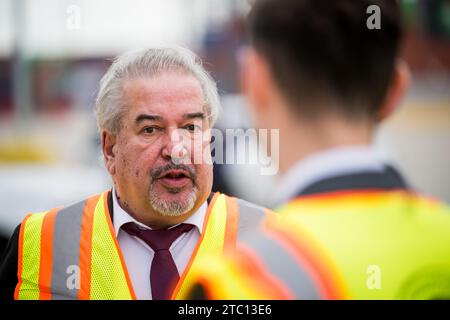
[247,0,404,120]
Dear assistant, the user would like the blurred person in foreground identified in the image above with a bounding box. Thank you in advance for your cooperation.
[0,47,273,300]
[181,0,450,299]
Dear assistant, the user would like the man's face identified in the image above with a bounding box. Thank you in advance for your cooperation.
[105,71,213,227]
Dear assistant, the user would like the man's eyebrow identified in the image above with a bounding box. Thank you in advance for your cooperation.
[135,114,163,124]
[183,112,205,120]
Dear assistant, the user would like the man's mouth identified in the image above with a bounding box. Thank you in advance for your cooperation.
[157,169,192,189]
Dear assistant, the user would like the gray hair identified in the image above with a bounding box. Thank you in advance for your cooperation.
[95,47,220,134]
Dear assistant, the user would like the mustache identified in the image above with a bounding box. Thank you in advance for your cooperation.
[151,163,197,182]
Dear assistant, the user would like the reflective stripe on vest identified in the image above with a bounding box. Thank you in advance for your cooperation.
[227,190,450,300]
[177,243,293,299]
[15,192,135,300]
[171,193,269,299]
[15,191,268,300]
[238,229,322,299]
[180,228,324,299]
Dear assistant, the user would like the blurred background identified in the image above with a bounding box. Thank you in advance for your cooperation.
[0,0,449,253]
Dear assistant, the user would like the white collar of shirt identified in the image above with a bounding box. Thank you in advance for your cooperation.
[112,189,207,236]
[272,145,386,207]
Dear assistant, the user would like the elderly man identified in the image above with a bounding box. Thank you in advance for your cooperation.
[0,47,270,300]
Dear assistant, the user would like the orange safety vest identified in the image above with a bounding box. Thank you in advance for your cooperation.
[181,190,450,300]
[15,190,270,300]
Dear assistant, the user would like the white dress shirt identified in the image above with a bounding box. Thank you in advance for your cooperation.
[272,146,387,207]
[112,190,207,300]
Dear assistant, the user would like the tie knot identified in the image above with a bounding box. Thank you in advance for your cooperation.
[121,222,194,251]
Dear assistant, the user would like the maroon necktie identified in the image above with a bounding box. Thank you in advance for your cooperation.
[121,222,194,300]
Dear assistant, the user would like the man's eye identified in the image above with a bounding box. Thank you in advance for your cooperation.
[184,124,200,132]
[142,127,158,135]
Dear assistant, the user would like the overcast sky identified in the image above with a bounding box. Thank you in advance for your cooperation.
[0,0,239,58]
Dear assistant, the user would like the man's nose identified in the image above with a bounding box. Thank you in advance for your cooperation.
[161,128,189,162]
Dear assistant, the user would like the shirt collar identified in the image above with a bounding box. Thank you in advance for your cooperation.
[272,145,385,207]
[112,188,207,237]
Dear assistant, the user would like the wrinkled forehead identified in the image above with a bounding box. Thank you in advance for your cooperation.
[121,72,207,122]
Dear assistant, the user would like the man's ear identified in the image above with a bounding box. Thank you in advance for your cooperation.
[240,48,273,115]
[377,60,411,122]
[102,130,117,175]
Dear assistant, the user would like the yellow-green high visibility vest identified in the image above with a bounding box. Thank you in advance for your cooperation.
[181,190,450,299]
[15,190,271,300]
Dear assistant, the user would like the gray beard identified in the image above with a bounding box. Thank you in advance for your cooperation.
[148,184,198,217]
